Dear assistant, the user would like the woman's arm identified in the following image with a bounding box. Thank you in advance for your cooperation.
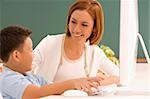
[97,69,119,86]
[98,75,119,86]
[94,46,120,85]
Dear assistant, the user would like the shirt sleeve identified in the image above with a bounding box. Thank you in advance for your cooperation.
[95,45,119,76]
[32,35,51,74]
[32,36,50,73]
[3,73,31,99]
[32,49,43,73]
[31,74,48,86]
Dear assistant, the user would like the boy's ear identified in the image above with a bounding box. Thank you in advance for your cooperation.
[12,50,21,62]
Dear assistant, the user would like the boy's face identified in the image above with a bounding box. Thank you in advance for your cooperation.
[18,37,33,72]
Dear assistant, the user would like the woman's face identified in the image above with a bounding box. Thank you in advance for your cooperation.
[69,10,94,43]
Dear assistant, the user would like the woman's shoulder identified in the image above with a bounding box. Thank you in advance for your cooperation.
[39,33,65,43]
[87,44,103,52]
[46,33,65,40]
[34,33,65,50]
[87,44,106,58]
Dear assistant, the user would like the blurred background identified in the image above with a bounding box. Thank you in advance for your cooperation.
[0,0,149,62]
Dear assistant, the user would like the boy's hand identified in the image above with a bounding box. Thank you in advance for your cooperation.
[71,77,103,95]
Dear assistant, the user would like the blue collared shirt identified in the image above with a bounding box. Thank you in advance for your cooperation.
[0,67,48,99]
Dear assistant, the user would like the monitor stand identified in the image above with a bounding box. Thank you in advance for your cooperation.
[137,33,150,64]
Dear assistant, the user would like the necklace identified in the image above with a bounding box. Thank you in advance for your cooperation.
[84,46,91,77]
[59,35,91,77]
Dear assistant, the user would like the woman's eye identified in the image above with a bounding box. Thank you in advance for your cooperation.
[82,24,88,27]
[71,21,76,24]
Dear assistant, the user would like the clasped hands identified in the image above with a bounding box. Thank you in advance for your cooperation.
[72,74,107,95]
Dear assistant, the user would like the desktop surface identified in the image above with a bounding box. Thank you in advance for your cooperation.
[41,63,150,99]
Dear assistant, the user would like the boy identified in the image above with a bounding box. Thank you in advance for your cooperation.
[0,25,100,99]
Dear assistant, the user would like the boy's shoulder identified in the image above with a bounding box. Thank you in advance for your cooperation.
[0,67,29,85]
[0,67,31,99]
[1,67,47,86]
[0,67,47,99]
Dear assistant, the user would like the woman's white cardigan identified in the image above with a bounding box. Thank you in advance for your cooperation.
[32,34,119,82]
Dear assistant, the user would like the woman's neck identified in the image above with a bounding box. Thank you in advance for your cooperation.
[64,36,84,60]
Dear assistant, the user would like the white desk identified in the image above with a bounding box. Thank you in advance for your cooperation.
[123,63,150,91]
[41,63,150,99]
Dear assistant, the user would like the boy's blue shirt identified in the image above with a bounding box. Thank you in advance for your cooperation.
[0,67,48,99]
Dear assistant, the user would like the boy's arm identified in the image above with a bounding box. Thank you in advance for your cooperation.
[22,80,74,99]
[22,77,101,98]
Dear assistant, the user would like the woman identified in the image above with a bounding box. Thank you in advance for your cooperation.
[33,0,119,87]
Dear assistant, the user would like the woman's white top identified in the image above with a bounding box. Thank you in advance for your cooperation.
[54,49,86,82]
[32,34,119,82]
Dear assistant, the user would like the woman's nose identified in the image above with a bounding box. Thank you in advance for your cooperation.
[73,24,81,33]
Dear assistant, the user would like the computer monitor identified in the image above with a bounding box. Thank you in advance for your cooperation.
[119,0,139,86]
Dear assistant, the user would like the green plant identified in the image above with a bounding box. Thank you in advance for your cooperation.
[100,45,119,65]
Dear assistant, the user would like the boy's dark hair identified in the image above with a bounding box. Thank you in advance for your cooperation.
[0,25,32,62]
